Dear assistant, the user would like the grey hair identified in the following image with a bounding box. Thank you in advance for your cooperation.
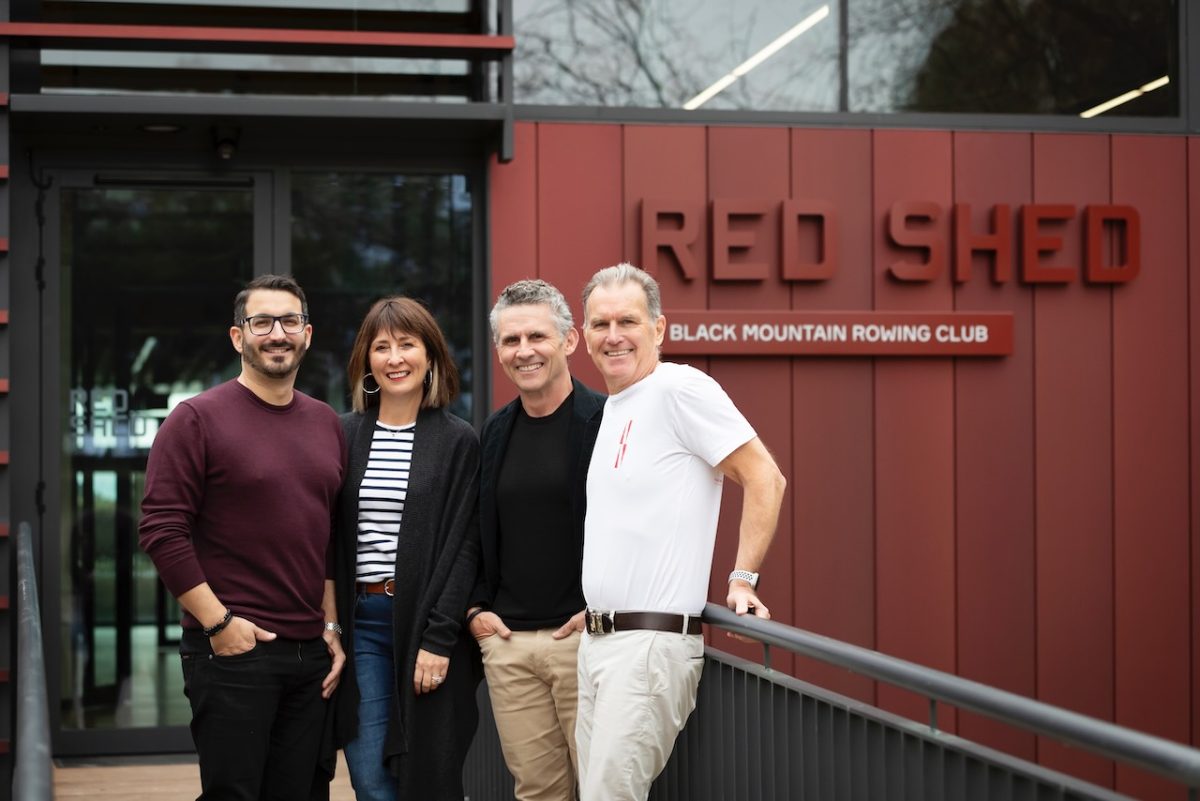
[581,262,662,320]
[489,279,575,344]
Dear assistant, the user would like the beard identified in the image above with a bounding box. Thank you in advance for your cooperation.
[242,338,308,379]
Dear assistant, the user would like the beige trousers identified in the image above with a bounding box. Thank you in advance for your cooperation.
[575,630,705,801]
[479,629,581,801]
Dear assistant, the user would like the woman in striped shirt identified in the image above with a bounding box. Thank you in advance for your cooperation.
[331,296,481,801]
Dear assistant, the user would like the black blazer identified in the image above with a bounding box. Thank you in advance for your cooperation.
[469,377,606,616]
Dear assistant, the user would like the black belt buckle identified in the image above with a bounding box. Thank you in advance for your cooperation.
[585,610,613,635]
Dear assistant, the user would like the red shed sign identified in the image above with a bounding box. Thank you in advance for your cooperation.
[642,198,1139,356]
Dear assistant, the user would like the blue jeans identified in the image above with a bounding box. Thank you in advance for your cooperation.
[344,592,398,801]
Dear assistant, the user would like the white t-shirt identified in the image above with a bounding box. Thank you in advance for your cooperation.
[583,362,756,613]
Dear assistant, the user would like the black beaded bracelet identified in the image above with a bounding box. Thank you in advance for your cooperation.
[464,607,486,627]
[203,609,233,637]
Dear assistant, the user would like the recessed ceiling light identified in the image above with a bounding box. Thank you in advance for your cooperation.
[141,123,183,133]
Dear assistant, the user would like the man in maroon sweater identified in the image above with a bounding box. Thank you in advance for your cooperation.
[139,274,346,800]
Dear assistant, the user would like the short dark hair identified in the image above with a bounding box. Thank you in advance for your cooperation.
[346,296,460,413]
[233,274,308,325]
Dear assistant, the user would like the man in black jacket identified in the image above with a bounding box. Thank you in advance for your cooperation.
[467,279,604,801]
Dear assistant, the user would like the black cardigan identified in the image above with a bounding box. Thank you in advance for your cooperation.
[470,378,606,614]
[332,406,482,800]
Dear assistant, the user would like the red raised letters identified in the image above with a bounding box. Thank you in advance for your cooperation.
[711,198,773,281]
[641,199,700,280]
[1085,204,1140,283]
[781,199,837,281]
[640,198,1139,286]
[954,203,1012,284]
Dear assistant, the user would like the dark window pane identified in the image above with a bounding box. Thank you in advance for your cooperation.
[513,0,1179,118]
[850,0,1177,116]
[62,186,253,731]
[291,172,476,420]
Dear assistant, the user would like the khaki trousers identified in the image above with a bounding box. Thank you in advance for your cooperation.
[575,630,705,801]
[479,629,581,801]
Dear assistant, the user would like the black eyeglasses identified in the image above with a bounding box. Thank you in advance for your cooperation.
[241,313,309,335]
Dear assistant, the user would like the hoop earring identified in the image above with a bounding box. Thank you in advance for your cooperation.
[423,368,433,390]
[362,373,381,395]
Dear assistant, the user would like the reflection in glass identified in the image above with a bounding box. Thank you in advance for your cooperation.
[40,51,473,101]
[291,172,475,421]
[513,0,1178,117]
[513,0,840,111]
[849,0,1177,116]
[34,0,486,98]
[51,0,467,8]
[61,187,253,730]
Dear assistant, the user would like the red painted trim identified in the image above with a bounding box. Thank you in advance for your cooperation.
[488,123,537,411]
[0,22,514,53]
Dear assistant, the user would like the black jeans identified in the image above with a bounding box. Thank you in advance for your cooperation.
[180,630,331,801]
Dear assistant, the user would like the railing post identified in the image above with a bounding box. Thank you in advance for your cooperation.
[13,521,54,801]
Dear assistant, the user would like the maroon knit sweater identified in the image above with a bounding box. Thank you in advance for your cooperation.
[139,380,346,639]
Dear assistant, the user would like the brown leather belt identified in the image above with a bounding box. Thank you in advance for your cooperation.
[585,610,702,636]
[358,579,394,596]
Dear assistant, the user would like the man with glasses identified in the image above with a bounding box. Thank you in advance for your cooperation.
[140,274,347,800]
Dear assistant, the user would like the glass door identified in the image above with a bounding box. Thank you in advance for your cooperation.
[58,181,257,752]
[47,167,480,756]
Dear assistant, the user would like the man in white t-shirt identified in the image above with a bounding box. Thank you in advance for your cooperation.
[575,262,787,801]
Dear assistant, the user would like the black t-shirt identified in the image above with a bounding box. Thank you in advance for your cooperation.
[492,393,585,629]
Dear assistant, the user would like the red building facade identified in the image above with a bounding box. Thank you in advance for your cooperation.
[3,2,1196,798]
[490,122,1198,797]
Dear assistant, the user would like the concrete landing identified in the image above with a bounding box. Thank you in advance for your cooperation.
[54,751,355,800]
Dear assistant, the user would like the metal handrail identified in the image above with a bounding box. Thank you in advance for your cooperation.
[13,521,54,801]
[703,602,1200,790]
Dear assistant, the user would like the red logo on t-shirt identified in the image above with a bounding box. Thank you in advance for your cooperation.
[614,419,633,469]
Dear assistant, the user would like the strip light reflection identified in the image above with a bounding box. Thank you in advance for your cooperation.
[1079,75,1170,118]
[683,5,830,111]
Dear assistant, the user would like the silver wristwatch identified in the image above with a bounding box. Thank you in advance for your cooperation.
[324,621,343,635]
[728,569,760,590]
